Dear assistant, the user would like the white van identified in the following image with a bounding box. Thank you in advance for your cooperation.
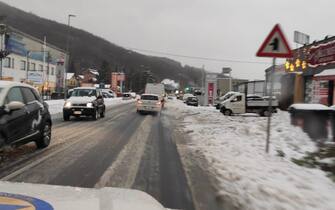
[145,83,165,100]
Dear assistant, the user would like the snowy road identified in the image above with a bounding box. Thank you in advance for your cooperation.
[0,102,198,210]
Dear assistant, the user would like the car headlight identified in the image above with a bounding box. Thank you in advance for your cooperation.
[64,101,72,108]
[87,102,93,108]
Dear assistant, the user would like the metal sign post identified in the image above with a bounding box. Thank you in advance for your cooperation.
[256,24,292,153]
[265,58,276,153]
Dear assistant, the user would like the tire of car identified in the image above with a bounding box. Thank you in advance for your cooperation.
[63,113,70,121]
[100,109,105,118]
[0,133,5,149]
[92,109,99,120]
[223,109,232,116]
[36,121,51,149]
[262,110,271,117]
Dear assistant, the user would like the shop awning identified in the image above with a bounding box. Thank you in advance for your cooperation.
[315,69,335,77]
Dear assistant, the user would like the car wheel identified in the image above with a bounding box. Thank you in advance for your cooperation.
[36,122,51,149]
[224,109,232,116]
[0,133,5,149]
[262,110,271,117]
[100,109,105,118]
[92,109,98,120]
[63,113,70,121]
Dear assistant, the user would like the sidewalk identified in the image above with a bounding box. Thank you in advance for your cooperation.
[168,99,335,210]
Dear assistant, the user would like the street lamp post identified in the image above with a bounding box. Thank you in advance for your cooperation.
[64,14,76,99]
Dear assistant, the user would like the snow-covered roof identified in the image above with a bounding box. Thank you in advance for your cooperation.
[66,73,74,80]
[315,69,335,77]
[289,103,332,111]
[89,69,99,76]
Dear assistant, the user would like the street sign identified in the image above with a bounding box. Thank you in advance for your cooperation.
[256,24,292,58]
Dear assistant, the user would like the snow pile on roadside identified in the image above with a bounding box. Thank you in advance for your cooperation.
[46,98,135,115]
[168,100,335,210]
[45,100,65,115]
[104,98,135,107]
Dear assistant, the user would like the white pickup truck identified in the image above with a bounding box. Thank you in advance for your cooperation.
[219,92,279,116]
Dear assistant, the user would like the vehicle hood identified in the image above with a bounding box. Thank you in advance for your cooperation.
[0,181,168,210]
[67,96,95,104]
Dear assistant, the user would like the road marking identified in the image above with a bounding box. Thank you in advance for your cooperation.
[94,116,152,188]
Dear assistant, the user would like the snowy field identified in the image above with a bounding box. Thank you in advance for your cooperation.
[168,99,335,210]
[46,98,135,115]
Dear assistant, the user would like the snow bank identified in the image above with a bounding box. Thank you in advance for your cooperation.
[45,100,65,115]
[168,100,335,210]
[46,98,135,115]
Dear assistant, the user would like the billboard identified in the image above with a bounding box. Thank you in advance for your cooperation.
[111,72,125,91]
[28,72,43,84]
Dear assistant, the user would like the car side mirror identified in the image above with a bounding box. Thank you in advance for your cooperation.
[6,101,25,112]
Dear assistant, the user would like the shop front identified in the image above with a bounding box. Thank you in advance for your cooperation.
[283,36,335,106]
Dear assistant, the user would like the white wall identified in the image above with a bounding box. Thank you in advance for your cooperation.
[1,53,57,84]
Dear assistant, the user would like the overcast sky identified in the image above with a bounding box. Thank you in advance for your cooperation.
[2,0,335,80]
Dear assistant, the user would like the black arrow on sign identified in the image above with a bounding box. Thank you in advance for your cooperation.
[269,38,279,51]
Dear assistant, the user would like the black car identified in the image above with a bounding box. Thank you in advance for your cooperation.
[186,96,199,106]
[0,81,52,150]
[63,87,106,121]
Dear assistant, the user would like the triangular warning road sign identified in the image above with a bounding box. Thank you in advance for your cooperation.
[256,24,292,58]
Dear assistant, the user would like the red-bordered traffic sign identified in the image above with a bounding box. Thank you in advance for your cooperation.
[256,24,292,58]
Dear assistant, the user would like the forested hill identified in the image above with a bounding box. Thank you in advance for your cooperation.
[0,1,203,91]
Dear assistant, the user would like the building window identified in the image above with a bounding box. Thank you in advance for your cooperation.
[38,64,43,71]
[46,66,49,75]
[30,63,36,71]
[11,58,14,69]
[20,60,26,70]
[51,67,55,75]
[3,57,10,68]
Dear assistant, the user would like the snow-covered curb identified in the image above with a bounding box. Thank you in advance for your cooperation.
[46,98,135,115]
[168,100,335,210]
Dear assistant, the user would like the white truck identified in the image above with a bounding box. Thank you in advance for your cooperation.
[145,83,165,100]
[219,92,279,116]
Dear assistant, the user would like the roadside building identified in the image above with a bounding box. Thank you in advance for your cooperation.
[66,73,81,89]
[1,26,66,94]
[283,36,335,107]
[81,68,99,87]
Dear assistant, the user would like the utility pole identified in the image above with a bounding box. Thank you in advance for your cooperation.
[64,14,76,99]
[0,24,7,80]
[26,51,30,81]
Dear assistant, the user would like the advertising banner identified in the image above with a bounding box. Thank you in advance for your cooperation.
[208,83,214,105]
[28,72,43,84]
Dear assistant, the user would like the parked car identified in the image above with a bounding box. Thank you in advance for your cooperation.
[63,87,105,121]
[220,92,278,116]
[183,93,194,102]
[122,93,132,100]
[136,94,162,115]
[99,89,116,98]
[0,81,52,150]
[186,96,199,106]
[130,92,137,99]
[101,91,114,98]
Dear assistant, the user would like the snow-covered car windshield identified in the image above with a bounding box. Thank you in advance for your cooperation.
[71,89,96,97]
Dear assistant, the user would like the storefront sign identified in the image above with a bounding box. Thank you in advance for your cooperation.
[28,72,43,84]
[208,83,214,105]
[309,40,335,68]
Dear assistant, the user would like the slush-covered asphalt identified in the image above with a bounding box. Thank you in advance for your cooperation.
[0,102,197,210]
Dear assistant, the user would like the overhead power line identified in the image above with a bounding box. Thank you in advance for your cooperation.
[128,47,270,65]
